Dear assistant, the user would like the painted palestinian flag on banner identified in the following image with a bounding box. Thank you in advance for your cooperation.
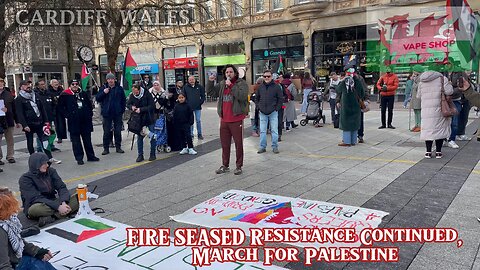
[121,48,137,97]
[446,0,480,70]
[81,63,90,91]
[46,218,114,243]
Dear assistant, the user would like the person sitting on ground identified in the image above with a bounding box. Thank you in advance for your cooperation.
[0,186,54,269]
[174,92,197,155]
[19,153,78,227]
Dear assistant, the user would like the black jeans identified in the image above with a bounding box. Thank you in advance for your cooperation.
[102,115,123,150]
[329,99,337,122]
[71,132,95,161]
[457,101,471,136]
[380,95,395,126]
[426,139,444,153]
[25,125,52,159]
[178,124,193,149]
[277,108,284,136]
[358,112,364,138]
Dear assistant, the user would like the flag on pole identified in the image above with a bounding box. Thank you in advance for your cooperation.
[446,0,480,65]
[81,63,90,91]
[277,54,284,74]
[120,48,137,97]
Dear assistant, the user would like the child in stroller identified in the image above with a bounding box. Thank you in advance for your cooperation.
[300,91,326,126]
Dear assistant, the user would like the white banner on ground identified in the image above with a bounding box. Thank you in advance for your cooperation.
[26,216,284,270]
[171,190,389,248]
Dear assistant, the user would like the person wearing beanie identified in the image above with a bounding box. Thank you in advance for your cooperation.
[58,80,99,165]
[96,73,127,155]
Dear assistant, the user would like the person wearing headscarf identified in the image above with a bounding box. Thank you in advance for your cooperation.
[0,187,55,269]
[336,67,365,146]
[149,80,168,120]
[127,84,155,162]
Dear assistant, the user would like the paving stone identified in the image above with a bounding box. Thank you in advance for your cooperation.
[408,256,470,270]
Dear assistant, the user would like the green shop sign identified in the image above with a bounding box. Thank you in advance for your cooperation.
[204,54,246,66]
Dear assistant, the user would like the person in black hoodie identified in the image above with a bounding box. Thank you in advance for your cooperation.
[127,84,156,162]
[255,70,283,154]
[48,79,66,143]
[15,81,60,164]
[58,80,99,165]
[174,93,197,155]
[35,79,60,152]
[19,153,78,227]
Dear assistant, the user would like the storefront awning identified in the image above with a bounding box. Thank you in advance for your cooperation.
[130,63,159,74]
[204,54,246,67]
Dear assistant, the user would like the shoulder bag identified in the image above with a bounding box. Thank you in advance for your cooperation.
[440,76,458,117]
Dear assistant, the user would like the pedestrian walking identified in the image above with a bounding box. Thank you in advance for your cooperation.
[0,77,18,165]
[207,64,249,175]
[336,67,365,146]
[174,93,197,155]
[96,73,127,155]
[256,70,284,154]
[58,80,99,165]
[15,81,60,164]
[183,75,206,140]
[281,73,298,130]
[416,71,453,159]
[410,66,423,132]
[376,67,399,129]
[127,84,156,162]
[301,72,315,114]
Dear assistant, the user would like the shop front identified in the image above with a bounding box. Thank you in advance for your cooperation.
[251,33,304,82]
[162,46,199,90]
[203,42,246,83]
[130,63,160,83]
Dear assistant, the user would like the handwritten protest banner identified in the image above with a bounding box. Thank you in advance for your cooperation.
[171,190,389,248]
[26,216,284,270]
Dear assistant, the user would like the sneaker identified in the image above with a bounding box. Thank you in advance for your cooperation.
[136,155,144,162]
[387,125,396,129]
[188,148,197,155]
[179,148,189,155]
[257,148,266,154]
[215,165,230,174]
[292,123,298,128]
[286,127,291,132]
[198,135,204,140]
[338,143,351,147]
[251,132,259,137]
[148,155,156,161]
[378,126,386,129]
[38,216,55,227]
[435,152,443,159]
[49,158,62,164]
[457,135,471,141]
[101,149,109,155]
[77,160,84,165]
[234,167,242,175]
[447,140,459,149]
[87,157,100,162]
[273,148,280,154]
[424,152,432,159]
[57,139,62,144]
[116,148,125,153]
[358,137,364,143]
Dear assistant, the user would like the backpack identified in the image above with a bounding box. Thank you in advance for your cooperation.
[127,112,143,135]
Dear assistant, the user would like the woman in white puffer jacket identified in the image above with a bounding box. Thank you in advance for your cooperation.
[417,71,453,159]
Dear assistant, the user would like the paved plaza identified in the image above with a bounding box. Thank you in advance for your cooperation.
[3,101,480,270]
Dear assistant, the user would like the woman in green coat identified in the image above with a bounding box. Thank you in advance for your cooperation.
[336,68,365,146]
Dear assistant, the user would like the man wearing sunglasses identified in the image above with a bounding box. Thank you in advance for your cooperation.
[255,70,284,154]
[58,80,99,165]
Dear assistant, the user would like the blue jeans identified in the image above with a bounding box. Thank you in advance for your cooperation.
[301,88,312,113]
[403,95,411,107]
[137,124,156,156]
[449,101,462,141]
[190,109,202,137]
[259,111,279,149]
[343,130,358,145]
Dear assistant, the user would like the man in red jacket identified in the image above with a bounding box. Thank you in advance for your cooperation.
[376,67,399,129]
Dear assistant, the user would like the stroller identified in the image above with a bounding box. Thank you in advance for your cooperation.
[154,113,171,153]
[300,91,326,126]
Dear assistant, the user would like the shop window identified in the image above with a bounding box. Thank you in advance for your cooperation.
[313,44,324,55]
[187,46,197,57]
[287,33,303,47]
[233,0,243,16]
[219,0,228,18]
[203,0,214,21]
[175,47,187,58]
[268,36,286,48]
[335,28,356,42]
[253,38,268,50]
[99,54,108,65]
[324,43,335,54]
[42,46,58,60]
[163,48,175,59]
[229,42,244,54]
[216,44,230,55]
[324,31,334,42]
[255,0,265,13]
[357,26,367,40]
[272,0,282,10]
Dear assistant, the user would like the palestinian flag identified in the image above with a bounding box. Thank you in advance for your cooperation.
[81,63,90,91]
[446,0,480,66]
[277,54,284,74]
[120,48,137,97]
[46,218,114,243]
